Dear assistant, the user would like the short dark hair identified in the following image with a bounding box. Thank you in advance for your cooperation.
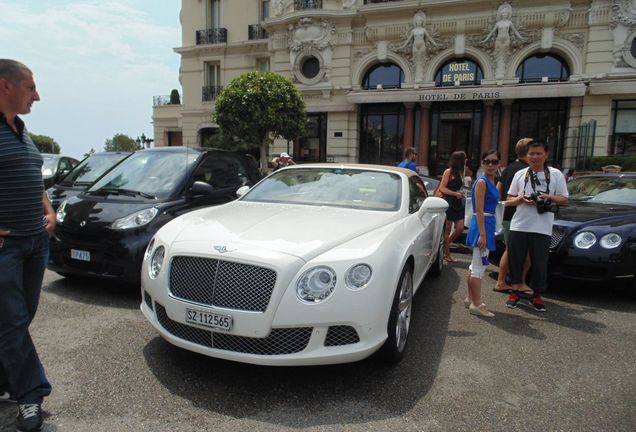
[481,149,500,160]
[404,147,416,158]
[0,59,31,84]
[528,140,549,153]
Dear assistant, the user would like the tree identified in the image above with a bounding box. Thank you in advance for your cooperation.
[104,133,142,152]
[84,148,96,158]
[214,71,306,171]
[29,133,60,154]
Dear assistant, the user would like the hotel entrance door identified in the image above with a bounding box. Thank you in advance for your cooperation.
[435,120,471,176]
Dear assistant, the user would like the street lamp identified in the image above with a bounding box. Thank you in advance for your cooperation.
[136,133,154,149]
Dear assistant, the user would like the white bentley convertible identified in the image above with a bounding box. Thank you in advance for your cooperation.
[140,164,448,365]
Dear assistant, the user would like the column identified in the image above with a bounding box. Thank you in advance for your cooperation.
[418,102,431,167]
[498,100,513,166]
[403,102,415,151]
[480,101,494,157]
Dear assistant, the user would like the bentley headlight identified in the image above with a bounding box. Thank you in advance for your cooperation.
[600,233,622,249]
[144,238,155,261]
[56,201,67,223]
[111,207,158,230]
[345,264,372,290]
[296,266,336,303]
[574,231,596,249]
[148,246,165,279]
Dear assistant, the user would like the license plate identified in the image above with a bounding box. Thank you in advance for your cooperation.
[185,308,232,331]
[70,249,91,262]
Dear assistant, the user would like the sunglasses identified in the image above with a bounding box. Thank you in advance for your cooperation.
[482,159,500,165]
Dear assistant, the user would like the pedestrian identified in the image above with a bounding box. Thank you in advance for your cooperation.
[398,147,417,172]
[494,138,533,295]
[0,59,54,432]
[271,151,295,170]
[505,140,569,312]
[438,151,467,262]
[464,150,500,317]
[565,168,576,183]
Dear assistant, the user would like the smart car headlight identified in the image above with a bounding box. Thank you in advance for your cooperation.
[111,207,158,230]
[144,238,155,261]
[296,266,336,303]
[56,201,67,223]
[148,245,165,279]
[345,264,372,290]
[574,231,596,249]
[599,233,622,249]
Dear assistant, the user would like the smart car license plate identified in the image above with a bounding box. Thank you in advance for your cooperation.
[185,308,232,331]
[70,249,91,262]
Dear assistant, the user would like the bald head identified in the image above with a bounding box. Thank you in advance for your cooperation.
[0,59,31,84]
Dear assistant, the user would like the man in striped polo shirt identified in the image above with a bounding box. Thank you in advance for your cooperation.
[0,59,55,432]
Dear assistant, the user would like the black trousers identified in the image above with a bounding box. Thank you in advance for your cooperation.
[508,230,551,295]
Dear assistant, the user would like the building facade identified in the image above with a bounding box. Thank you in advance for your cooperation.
[153,0,636,175]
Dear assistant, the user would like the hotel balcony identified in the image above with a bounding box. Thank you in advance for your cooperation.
[195,28,228,45]
[294,0,322,11]
[202,85,224,102]
[248,24,268,40]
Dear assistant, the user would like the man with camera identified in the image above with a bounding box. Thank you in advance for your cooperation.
[504,140,568,312]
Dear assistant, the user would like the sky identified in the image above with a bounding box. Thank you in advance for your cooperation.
[1,0,181,159]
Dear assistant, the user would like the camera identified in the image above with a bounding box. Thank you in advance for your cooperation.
[528,192,559,214]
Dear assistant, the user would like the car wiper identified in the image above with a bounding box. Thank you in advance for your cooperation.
[90,188,155,199]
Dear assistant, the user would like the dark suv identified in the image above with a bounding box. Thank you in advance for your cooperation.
[47,151,132,210]
[49,147,261,285]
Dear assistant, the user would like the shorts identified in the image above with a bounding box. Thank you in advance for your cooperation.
[468,247,489,279]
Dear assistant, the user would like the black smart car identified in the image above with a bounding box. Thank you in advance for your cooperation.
[47,151,132,210]
[49,147,262,285]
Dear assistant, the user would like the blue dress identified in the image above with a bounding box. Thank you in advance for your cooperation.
[465,175,498,251]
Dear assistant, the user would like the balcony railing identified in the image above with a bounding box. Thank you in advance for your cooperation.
[153,95,171,107]
[248,24,268,40]
[202,85,224,102]
[195,28,228,45]
[294,0,322,11]
[364,0,404,4]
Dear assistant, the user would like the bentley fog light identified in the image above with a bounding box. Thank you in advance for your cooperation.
[345,264,372,290]
[144,238,155,261]
[574,232,596,249]
[148,246,165,279]
[56,201,67,223]
[296,266,337,303]
[600,233,622,249]
[112,207,158,230]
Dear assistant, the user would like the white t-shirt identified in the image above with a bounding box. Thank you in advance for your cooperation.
[507,166,569,236]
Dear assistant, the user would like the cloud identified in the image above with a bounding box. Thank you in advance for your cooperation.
[1,0,180,158]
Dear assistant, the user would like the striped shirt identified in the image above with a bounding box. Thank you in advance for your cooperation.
[0,112,45,236]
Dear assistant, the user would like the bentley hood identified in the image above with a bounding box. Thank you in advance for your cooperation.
[168,201,401,261]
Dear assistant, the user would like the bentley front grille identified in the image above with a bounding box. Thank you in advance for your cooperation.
[169,256,276,312]
[551,227,568,250]
[325,326,360,346]
[155,303,312,355]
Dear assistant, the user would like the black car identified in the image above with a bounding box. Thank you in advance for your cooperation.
[41,154,80,189]
[47,151,132,210]
[49,147,262,285]
[548,173,636,289]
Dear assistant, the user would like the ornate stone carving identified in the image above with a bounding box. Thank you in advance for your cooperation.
[390,11,440,83]
[288,18,336,83]
[273,0,293,17]
[479,2,526,79]
[610,0,636,67]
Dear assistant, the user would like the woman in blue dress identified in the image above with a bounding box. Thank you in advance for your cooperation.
[464,150,501,317]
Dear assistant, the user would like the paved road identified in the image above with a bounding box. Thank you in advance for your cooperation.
[1,260,635,432]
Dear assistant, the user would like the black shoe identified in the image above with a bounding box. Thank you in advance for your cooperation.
[505,292,520,309]
[0,390,16,403]
[16,403,43,432]
[529,297,547,312]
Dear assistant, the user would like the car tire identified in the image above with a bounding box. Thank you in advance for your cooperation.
[378,264,413,363]
[428,231,445,278]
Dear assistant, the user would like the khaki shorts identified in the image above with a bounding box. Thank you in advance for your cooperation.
[502,220,511,247]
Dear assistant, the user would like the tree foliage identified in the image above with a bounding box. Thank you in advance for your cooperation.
[84,148,96,158]
[29,133,60,154]
[214,72,306,170]
[104,133,142,152]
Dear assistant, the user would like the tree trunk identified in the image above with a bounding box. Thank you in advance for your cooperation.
[259,140,268,175]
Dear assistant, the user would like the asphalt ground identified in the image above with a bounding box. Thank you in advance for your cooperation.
[1,253,635,432]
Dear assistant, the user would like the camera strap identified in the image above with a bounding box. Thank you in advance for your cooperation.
[523,167,550,195]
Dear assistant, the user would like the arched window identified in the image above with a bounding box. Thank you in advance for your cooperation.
[516,54,570,83]
[435,59,483,86]
[362,63,404,90]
